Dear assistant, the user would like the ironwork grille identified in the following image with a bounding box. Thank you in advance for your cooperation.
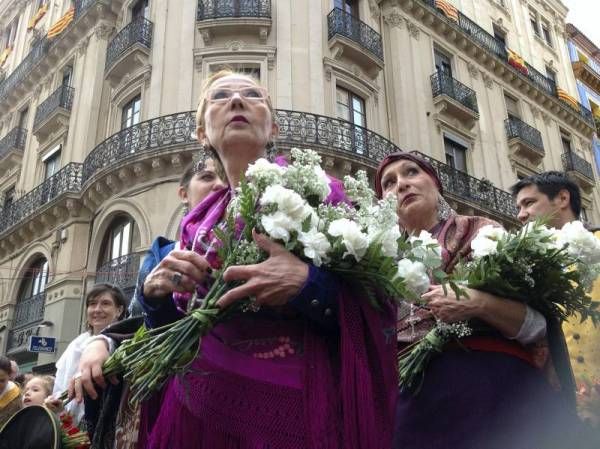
[33,85,75,130]
[505,116,544,154]
[327,8,383,60]
[0,127,27,159]
[197,0,271,20]
[562,152,595,181]
[11,293,46,329]
[430,71,478,113]
[105,16,153,72]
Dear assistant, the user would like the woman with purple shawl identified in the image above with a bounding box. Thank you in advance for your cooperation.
[126,71,397,449]
[376,152,585,449]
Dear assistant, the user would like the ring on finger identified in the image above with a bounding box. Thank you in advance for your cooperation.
[246,296,261,313]
[171,271,183,286]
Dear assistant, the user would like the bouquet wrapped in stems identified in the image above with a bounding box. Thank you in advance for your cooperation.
[103,148,445,404]
[398,220,600,394]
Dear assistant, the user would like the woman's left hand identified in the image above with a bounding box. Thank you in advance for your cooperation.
[216,230,309,309]
[421,285,482,323]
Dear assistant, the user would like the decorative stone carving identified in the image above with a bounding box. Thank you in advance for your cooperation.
[467,62,479,79]
[94,24,114,41]
[530,105,541,118]
[384,8,404,28]
[325,68,332,81]
[406,20,420,40]
[227,40,245,51]
[194,54,203,71]
[541,111,551,124]
[259,28,268,44]
[200,30,212,46]
[482,72,493,89]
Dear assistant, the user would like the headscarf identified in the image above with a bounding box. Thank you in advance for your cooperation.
[375,151,443,198]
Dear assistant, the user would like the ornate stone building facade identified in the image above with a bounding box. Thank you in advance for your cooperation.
[0,0,597,371]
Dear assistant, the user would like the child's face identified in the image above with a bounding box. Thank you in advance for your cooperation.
[22,378,49,407]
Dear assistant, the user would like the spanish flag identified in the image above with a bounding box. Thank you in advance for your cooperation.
[0,47,11,67]
[28,3,48,30]
[435,0,459,22]
[557,88,580,111]
[47,7,75,39]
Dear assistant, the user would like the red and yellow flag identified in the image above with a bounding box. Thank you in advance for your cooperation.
[507,48,529,75]
[28,3,48,30]
[435,0,459,22]
[557,88,580,111]
[47,7,75,39]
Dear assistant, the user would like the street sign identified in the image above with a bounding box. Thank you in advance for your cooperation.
[28,336,56,353]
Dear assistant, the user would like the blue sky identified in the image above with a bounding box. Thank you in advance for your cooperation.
[564,0,600,47]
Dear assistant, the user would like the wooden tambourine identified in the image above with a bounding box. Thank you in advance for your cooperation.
[0,405,62,449]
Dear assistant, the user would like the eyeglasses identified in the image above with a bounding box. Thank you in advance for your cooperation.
[206,87,268,103]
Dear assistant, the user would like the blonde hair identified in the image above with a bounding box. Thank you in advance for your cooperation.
[26,375,55,397]
[195,70,277,180]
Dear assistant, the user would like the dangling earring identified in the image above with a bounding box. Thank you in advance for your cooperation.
[266,141,277,161]
[437,195,454,222]
[194,143,210,169]
[182,202,189,217]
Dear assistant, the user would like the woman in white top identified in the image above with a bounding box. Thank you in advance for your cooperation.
[52,283,126,424]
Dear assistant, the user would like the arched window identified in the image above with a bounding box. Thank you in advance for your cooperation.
[7,258,49,357]
[97,215,140,300]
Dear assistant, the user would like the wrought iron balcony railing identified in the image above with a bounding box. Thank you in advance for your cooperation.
[562,151,595,181]
[327,8,383,61]
[0,162,83,234]
[33,85,75,130]
[197,0,271,21]
[275,109,399,162]
[417,152,517,218]
[505,115,544,154]
[96,252,142,292]
[0,127,27,160]
[431,71,478,114]
[418,0,594,128]
[74,0,97,19]
[106,17,154,73]
[82,112,196,181]
[11,292,46,330]
[0,38,50,103]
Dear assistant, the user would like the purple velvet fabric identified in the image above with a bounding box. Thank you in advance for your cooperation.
[138,174,397,449]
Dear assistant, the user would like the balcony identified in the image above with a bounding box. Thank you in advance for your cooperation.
[0,127,27,173]
[562,151,596,192]
[105,16,153,84]
[0,0,124,112]
[572,60,600,93]
[505,115,544,169]
[96,252,143,299]
[416,152,517,221]
[0,162,83,236]
[430,71,478,129]
[33,85,74,142]
[6,292,45,353]
[407,0,596,134]
[196,0,272,45]
[327,8,383,78]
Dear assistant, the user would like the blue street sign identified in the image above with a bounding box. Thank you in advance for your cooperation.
[28,336,56,353]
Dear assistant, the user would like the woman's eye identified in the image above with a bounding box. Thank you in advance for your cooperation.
[244,88,261,98]
[211,89,230,100]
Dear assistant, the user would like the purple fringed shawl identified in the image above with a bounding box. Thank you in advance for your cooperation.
[137,177,397,449]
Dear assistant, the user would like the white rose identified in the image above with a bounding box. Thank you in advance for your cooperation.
[261,211,299,243]
[369,226,401,258]
[260,185,311,222]
[298,229,332,267]
[409,230,442,268]
[245,158,286,180]
[396,259,430,295]
[328,218,369,261]
[470,225,507,258]
[557,221,600,264]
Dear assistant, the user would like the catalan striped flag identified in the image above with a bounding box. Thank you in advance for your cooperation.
[557,88,581,111]
[435,0,459,22]
[507,49,528,75]
[0,47,12,67]
[47,7,75,39]
[28,3,48,30]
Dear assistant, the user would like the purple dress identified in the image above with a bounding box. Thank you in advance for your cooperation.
[137,185,397,449]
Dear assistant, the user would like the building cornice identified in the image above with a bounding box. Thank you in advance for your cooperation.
[567,23,600,62]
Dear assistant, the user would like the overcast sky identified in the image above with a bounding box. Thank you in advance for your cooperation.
[563,0,600,46]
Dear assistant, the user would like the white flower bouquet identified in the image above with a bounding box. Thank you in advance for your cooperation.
[103,148,444,403]
[398,220,600,394]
